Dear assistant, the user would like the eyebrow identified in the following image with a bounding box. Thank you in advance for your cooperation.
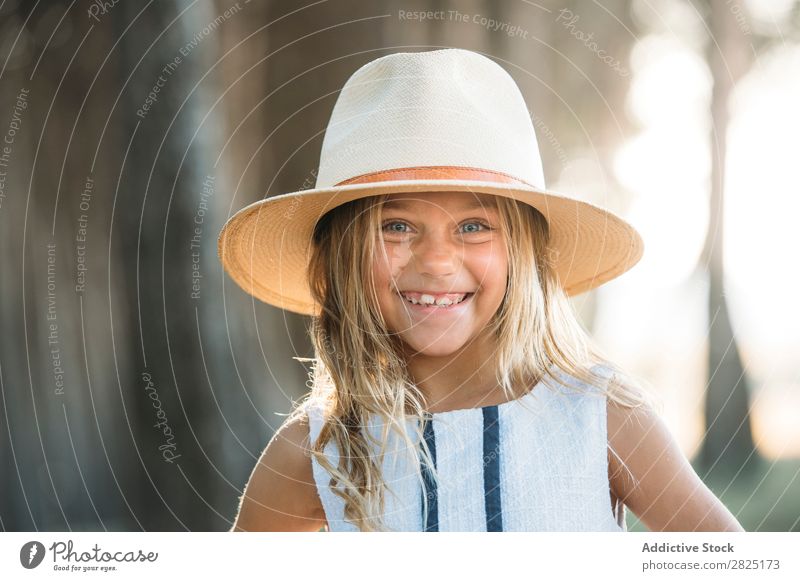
[382,198,497,210]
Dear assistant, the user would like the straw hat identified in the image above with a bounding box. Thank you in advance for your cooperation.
[217,48,643,316]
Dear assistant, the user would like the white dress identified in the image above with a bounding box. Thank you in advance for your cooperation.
[305,364,627,532]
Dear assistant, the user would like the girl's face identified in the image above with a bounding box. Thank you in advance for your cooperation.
[371,191,508,357]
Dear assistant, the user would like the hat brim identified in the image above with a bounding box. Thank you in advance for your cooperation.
[217,179,644,315]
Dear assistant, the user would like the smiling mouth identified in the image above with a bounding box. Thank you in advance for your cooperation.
[395,291,475,309]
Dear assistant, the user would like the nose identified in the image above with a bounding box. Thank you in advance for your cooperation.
[410,229,462,278]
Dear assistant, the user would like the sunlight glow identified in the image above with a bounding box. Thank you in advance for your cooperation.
[613,35,711,287]
[724,45,800,459]
[600,35,800,459]
[724,45,800,368]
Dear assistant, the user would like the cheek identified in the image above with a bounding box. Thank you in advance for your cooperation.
[470,244,508,292]
[371,242,409,290]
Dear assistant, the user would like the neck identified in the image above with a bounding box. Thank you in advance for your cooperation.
[403,331,504,409]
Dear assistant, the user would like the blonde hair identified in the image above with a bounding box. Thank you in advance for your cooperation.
[288,192,657,531]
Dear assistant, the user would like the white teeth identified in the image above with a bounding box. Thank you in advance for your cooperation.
[400,293,469,306]
[421,294,436,305]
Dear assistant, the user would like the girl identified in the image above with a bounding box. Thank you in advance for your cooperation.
[220,48,744,532]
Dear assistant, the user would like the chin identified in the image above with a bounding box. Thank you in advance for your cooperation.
[397,332,471,357]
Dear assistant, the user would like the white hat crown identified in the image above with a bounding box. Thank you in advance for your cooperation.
[315,49,546,189]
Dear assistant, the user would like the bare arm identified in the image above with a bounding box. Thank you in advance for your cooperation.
[231,411,327,532]
[608,400,745,532]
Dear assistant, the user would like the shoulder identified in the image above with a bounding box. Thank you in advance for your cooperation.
[606,398,744,531]
[231,408,327,532]
[270,407,318,471]
[606,396,689,505]
[606,399,669,478]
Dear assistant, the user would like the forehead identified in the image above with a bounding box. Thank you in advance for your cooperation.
[381,191,498,210]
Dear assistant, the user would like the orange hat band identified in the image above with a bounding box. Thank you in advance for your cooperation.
[334,165,536,187]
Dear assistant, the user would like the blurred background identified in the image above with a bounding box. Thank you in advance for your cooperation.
[0,0,798,532]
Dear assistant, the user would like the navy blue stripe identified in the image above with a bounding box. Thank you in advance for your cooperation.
[482,406,503,532]
[420,414,438,532]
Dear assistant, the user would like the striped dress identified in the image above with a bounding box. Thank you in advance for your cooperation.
[305,364,627,532]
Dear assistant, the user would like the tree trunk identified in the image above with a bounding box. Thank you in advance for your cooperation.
[700,0,758,478]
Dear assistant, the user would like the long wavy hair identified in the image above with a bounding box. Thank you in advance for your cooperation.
[288,191,657,531]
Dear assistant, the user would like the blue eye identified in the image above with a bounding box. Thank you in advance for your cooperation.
[461,221,490,233]
[382,221,410,233]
